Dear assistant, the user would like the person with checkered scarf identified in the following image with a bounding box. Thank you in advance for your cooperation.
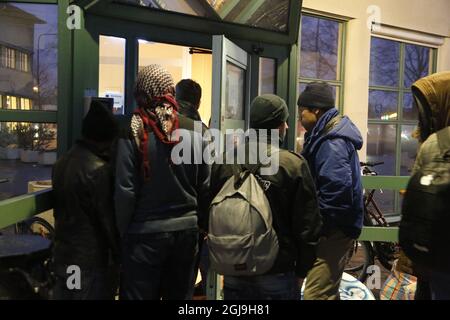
[114,65,211,300]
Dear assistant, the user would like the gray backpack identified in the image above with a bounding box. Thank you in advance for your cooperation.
[208,165,279,276]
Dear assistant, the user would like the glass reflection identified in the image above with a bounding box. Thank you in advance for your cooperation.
[368,90,398,120]
[367,124,397,176]
[370,38,400,87]
[116,0,290,32]
[0,122,56,201]
[225,62,245,120]
[0,3,58,111]
[403,92,418,121]
[400,125,419,176]
[299,16,339,80]
[404,44,430,88]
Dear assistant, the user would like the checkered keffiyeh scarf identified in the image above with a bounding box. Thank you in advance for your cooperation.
[131,65,179,181]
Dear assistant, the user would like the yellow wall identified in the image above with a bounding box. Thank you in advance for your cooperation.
[302,0,450,159]
[192,54,212,125]
[98,36,125,97]
[99,40,213,124]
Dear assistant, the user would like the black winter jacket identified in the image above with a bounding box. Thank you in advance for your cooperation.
[52,140,119,270]
[114,114,211,236]
[211,142,322,278]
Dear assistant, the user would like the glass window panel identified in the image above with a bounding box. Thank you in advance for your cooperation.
[369,38,400,87]
[299,16,340,80]
[403,92,418,121]
[0,122,57,201]
[400,125,419,176]
[1,3,58,111]
[225,61,245,120]
[404,44,431,89]
[259,57,276,95]
[99,35,126,115]
[368,90,398,120]
[116,0,289,33]
[367,124,397,176]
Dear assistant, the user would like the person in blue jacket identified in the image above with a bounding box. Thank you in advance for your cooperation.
[297,82,364,300]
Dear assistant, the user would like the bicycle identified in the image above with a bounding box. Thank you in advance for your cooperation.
[344,162,400,283]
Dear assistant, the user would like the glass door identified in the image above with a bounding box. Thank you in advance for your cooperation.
[211,35,251,153]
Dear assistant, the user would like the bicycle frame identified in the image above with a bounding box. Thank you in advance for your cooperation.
[364,189,390,227]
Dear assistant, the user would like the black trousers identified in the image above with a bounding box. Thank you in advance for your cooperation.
[120,229,198,300]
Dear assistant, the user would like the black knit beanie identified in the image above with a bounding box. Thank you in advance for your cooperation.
[297,82,335,109]
[250,94,289,129]
[82,100,118,142]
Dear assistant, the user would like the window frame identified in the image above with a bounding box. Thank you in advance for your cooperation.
[367,35,438,215]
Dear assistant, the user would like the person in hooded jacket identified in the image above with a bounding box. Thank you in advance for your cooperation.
[115,65,210,300]
[400,71,450,300]
[298,82,364,300]
[52,100,120,300]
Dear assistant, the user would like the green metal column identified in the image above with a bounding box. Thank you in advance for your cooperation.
[71,12,100,145]
[57,0,73,155]
[287,43,299,151]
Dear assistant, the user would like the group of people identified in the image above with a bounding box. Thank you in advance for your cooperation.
[50,63,450,300]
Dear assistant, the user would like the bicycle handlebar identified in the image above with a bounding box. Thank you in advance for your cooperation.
[360,161,384,168]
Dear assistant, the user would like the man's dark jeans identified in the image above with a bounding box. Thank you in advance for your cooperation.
[223,272,300,300]
[120,229,198,300]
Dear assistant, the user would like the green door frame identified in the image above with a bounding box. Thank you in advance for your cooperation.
[69,8,301,149]
[2,0,302,154]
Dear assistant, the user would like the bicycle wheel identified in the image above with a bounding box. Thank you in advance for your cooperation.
[15,217,54,241]
[364,209,400,272]
[344,241,374,283]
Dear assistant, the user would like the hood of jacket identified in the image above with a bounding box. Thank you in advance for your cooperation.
[412,71,450,141]
[177,99,202,122]
[303,108,363,158]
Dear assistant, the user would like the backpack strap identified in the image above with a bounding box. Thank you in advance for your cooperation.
[436,127,450,155]
[233,163,264,189]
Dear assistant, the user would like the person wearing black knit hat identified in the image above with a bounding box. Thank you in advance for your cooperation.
[210,94,322,300]
[298,82,364,300]
[115,65,211,300]
[52,100,120,300]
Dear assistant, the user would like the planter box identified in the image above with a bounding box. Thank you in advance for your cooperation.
[38,151,57,165]
[28,180,54,227]
[20,150,39,163]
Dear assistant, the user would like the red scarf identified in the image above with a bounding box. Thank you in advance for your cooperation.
[134,94,180,181]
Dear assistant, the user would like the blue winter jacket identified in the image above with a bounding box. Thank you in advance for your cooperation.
[302,108,364,239]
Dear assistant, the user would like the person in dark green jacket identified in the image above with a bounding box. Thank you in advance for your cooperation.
[211,94,322,300]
